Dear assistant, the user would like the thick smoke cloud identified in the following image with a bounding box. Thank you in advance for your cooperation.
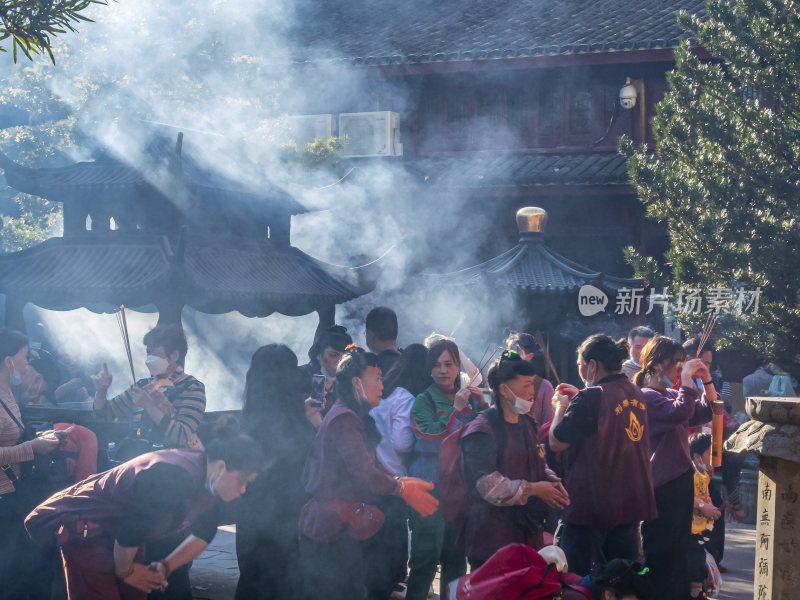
[14,0,538,408]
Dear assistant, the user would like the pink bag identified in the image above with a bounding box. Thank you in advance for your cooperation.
[444,544,562,600]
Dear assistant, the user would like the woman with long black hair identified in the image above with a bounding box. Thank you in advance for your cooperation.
[299,348,438,599]
[235,344,316,600]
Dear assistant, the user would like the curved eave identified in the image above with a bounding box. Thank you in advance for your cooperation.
[180,241,377,317]
[0,235,175,310]
[429,239,639,293]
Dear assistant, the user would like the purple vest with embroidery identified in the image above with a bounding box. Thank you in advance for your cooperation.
[561,375,657,526]
[25,449,216,544]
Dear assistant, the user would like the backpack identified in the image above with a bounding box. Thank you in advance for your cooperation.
[444,543,590,600]
[439,408,504,524]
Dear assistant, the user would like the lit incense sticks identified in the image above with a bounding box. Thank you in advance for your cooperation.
[533,331,561,385]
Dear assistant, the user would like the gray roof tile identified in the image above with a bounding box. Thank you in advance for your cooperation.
[295,0,705,65]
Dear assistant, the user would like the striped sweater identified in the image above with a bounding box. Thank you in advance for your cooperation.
[105,374,206,448]
[0,390,34,496]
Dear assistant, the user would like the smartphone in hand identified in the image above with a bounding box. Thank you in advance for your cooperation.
[310,375,325,407]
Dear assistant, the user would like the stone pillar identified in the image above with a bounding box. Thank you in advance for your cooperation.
[725,396,800,600]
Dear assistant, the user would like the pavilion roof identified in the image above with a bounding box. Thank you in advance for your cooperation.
[433,231,640,294]
[0,234,371,317]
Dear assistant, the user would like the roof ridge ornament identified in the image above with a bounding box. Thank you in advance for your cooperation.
[516,207,547,243]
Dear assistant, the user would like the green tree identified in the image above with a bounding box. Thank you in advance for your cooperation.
[280,136,348,169]
[0,0,107,62]
[620,0,800,365]
[0,1,291,252]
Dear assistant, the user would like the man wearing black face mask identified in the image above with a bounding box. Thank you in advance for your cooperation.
[93,324,206,452]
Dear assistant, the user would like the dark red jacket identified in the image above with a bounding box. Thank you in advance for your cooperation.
[25,449,217,545]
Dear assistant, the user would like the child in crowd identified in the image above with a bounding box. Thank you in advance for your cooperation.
[688,433,721,599]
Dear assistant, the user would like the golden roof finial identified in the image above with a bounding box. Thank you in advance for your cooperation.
[516,207,548,233]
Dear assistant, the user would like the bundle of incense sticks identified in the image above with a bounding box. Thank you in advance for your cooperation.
[115,305,136,385]
[533,331,561,385]
[469,343,503,387]
[696,314,718,357]
[696,313,723,467]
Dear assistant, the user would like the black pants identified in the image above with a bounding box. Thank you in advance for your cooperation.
[235,514,302,600]
[642,470,694,600]
[0,492,57,600]
[705,478,725,565]
[362,496,408,600]
[687,533,710,584]
[145,533,192,600]
[299,534,365,600]
[557,521,640,577]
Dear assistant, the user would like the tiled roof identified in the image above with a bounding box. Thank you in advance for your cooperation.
[0,235,372,316]
[184,240,370,316]
[294,0,705,66]
[433,233,640,293]
[0,139,306,215]
[401,152,630,187]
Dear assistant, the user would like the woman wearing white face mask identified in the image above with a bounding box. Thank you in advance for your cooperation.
[460,350,569,569]
[93,324,206,453]
[549,334,657,578]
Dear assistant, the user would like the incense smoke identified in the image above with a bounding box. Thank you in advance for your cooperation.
[5,0,599,407]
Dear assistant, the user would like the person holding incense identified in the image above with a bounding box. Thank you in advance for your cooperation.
[548,334,656,576]
[93,324,206,454]
[632,336,712,600]
[461,350,568,570]
[504,331,555,427]
[406,338,486,600]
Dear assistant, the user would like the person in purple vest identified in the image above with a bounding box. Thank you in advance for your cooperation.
[25,424,263,600]
[632,335,712,600]
[461,350,569,570]
[549,334,657,576]
[298,347,438,600]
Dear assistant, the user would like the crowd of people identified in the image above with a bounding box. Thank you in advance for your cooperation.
[0,307,762,600]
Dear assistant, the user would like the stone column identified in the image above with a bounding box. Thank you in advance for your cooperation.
[725,396,800,600]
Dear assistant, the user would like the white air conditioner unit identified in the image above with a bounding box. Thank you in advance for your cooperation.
[338,111,403,157]
[286,114,334,146]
